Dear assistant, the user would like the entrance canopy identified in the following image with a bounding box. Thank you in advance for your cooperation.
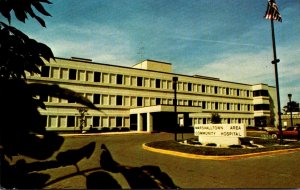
[130,105,201,114]
[130,105,201,132]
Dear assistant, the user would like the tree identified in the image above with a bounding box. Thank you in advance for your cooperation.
[211,113,221,124]
[283,101,300,114]
[0,1,178,188]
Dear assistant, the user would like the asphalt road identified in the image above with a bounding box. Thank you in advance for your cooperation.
[42,132,300,189]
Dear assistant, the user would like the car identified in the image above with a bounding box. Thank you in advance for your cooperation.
[268,126,300,139]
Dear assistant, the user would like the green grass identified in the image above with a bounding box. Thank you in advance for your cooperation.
[145,137,300,156]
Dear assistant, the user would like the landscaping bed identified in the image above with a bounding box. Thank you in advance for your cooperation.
[145,137,300,156]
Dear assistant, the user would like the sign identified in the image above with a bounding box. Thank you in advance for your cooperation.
[194,124,247,146]
[194,124,246,137]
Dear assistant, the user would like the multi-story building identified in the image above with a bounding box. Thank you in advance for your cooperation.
[26,57,278,132]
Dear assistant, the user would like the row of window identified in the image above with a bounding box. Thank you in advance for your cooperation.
[42,114,253,128]
[39,66,253,97]
[39,93,255,112]
[42,115,129,128]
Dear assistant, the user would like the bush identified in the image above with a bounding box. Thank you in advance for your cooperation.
[229,145,243,148]
[111,127,120,132]
[120,127,130,132]
[100,127,110,132]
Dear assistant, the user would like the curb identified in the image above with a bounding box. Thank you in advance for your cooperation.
[142,144,300,160]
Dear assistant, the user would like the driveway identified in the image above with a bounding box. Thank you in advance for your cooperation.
[42,132,300,188]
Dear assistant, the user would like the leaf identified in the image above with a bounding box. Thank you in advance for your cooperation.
[38,42,54,61]
[34,15,46,27]
[32,2,51,16]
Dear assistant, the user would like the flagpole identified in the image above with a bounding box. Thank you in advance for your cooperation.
[270,11,283,145]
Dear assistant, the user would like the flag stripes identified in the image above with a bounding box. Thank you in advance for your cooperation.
[264,0,282,22]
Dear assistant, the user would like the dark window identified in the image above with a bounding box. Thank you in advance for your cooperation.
[203,118,207,124]
[69,69,77,80]
[137,77,143,86]
[253,90,269,97]
[227,103,230,110]
[41,66,50,77]
[93,116,100,127]
[248,104,251,111]
[215,102,219,110]
[116,117,122,127]
[188,83,192,91]
[228,118,230,124]
[117,74,123,84]
[40,94,48,102]
[156,98,161,105]
[226,88,230,95]
[93,94,100,104]
[247,90,250,97]
[137,97,143,106]
[94,72,101,82]
[254,104,270,111]
[188,100,193,106]
[67,116,75,127]
[202,101,206,109]
[237,89,240,96]
[238,118,241,123]
[238,104,241,111]
[214,86,218,94]
[156,79,161,88]
[116,95,122,106]
[202,85,206,93]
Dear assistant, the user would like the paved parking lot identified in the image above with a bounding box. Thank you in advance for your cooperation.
[43,132,300,188]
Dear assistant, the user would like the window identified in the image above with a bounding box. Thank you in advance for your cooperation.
[254,104,270,111]
[93,94,100,104]
[238,103,241,111]
[203,118,207,124]
[226,88,230,95]
[202,85,206,93]
[227,103,230,110]
[202,101,206,109]
[215,102,219,110]
[248,104,250,111]
[93,116,100,127]
[155,79,161,88]
[137,97,143,106]
[94,72,101,82]
[188,83,192,91]
[116,117,122,127]
[137,77,143,86]
[247,90,250,97]
[228,118,231,124]
[69,69,77,80]
[188,100,193,106]
[253,90,268,97]
[214,86,218,94]
[67,116,75,127]
[156,98,161,105]
[238,118,241,123]
[41,66,50,77]
[116,95,123,106]
[237,89,240,96]
[117,74,123,84]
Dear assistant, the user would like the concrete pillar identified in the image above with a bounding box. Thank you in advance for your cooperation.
[137,113,143,131]
[147,112,153,132]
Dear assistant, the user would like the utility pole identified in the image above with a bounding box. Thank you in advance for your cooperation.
[173,77,178,141]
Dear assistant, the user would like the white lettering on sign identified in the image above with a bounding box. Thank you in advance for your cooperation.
[194,124,246,138]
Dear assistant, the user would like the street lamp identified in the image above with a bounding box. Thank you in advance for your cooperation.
[288,94,293,127]
[173,76,178,141]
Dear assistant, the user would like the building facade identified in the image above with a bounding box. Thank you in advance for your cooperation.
[26,57,278,132]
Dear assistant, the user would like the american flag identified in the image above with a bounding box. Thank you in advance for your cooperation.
[264,0,282,22]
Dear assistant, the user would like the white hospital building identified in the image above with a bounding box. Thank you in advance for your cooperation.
[26,57,278,132]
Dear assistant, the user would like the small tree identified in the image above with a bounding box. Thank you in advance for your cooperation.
[283,101,300,114]
[211,113,221,124]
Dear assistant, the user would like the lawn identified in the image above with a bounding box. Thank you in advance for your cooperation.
[145,137,300,156]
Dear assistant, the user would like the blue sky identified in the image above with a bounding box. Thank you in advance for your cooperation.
[5,0,300,105]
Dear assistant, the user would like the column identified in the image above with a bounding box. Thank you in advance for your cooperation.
[147,112,153,132]
[137,113,143,131]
